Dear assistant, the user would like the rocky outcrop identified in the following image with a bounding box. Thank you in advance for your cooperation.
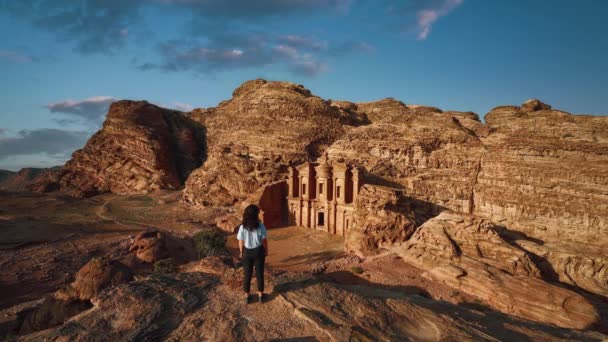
[516,240,608,297]
[35,101,205,197]
[346,185,417,256]
[129,229,196,264]
[182,79,358,207]
[70,258,134,301]
[397,211,599,329]
[19,269,605,341]
[24,273,218,341]
[18,258,133,334]
[0,169,14,183]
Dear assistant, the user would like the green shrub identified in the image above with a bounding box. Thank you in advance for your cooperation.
[193,229,226,258]
[154,258,176,274]
[351,266,364,274]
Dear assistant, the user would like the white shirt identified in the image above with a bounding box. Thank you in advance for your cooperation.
[236,223,267,249]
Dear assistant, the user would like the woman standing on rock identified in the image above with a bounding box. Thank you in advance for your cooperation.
[237,204,268,304]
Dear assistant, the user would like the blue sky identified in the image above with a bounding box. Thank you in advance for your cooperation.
[1,0,607,170]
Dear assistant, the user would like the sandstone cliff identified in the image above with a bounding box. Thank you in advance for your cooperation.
[476,101,608,245]
[324,98,607,248]
[182,79,366,207]
[35,101,205,197]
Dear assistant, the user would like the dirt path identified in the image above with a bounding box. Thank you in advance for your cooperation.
[94,198,168,232]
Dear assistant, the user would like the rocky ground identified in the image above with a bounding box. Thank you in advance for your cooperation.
[0,192,606,341]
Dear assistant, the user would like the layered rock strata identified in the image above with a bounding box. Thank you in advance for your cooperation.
[35,101,205,197]
[475,102,608,245]
[182,79,364,207]
[397,211,599,329]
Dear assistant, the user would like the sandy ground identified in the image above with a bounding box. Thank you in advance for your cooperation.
[226,226,345,272]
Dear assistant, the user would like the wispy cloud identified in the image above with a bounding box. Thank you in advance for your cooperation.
[170,102,194,112]
[0,0,350,55]
[0,128,89,159]
[138,33,343,77]
[415,0,463,40]
[0,50,38,63]
[45,96,116,127]
[0,0,363,76]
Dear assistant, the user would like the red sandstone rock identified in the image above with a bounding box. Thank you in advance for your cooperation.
[70,257,134,301]
[130,229,196,263]
[182,79,354,207]
[397,211,599,329]
[346,185,417,256]
[34,100,205,197]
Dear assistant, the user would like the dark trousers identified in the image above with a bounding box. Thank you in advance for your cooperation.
[242,246,265,293]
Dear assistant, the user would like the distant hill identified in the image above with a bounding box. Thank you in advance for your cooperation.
[0,167,61,192]
[0,169,16,183]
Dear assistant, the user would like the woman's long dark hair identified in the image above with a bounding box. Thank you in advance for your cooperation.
[242,204,261,231]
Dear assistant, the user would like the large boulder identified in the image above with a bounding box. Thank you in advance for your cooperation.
[35,100,205,197]
[71,257,134,301]
[18,258,133,334]
[516,240,608,297]
[129,229,196,263]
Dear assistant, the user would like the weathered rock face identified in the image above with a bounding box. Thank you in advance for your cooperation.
[182,79,358,207]
[475,103,608,246]
[346,185,417,256]
[35,100,205,197]
[326,98,607,248]
[326,102,485,215]
[516,240,608,297]
[397,211,599,329]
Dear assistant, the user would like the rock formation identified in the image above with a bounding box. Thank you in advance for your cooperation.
[346,185,417,256]
[182,79,363,207]
[69,258,134,301]
[476,101,608,245]
[35,100,205,197]
[129,229,196,264]
[21,270,606,341]
[396,211,599,329]
[323,97,608,249]
[325,102,484,217]
[18,258,133,334]
[0,169,15,183]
